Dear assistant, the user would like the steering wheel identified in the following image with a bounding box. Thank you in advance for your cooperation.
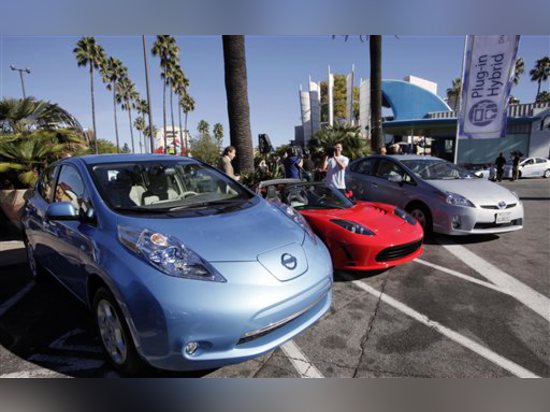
[181,191,199,199]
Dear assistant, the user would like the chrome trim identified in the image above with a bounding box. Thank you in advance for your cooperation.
[240,293,326,342]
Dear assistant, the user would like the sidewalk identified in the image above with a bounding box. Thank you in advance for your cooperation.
[0,219,25,267]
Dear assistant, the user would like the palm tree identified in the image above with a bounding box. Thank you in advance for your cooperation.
[73,37,106,153]
[213,123,224,150]
[118,76,139,154]
[197,120,210,137]
[513,57,525,86]
[167,64,186,153]
[530,56,550,99]
[446,78,462,112]
[135,99,149,152]
[173,69,189,153]
[100,56,127,152]
[222,35,254,173]
[369,35,384,154]
[180,94,195,151]
[311,123,368,160]
[134,116,146,153]
[152,35,179,152]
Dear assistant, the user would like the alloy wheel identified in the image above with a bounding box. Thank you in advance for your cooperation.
[96,299,128,365]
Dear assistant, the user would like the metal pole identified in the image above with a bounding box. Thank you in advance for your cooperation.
[142,35,155,153]
[454,36,468,164]
[19,71,26,98]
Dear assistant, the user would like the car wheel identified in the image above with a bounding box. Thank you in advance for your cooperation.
[407,204,433,235]
[93,287,146,376]
[23,233,47,281]
[544,169,550,178]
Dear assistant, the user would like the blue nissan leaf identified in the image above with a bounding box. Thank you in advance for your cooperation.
[22,154,332,375]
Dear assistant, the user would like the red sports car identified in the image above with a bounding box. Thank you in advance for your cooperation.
[257,179,423,271]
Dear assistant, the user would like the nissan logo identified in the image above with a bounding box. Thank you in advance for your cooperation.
[281,253,298,270]
[498,201,507,209]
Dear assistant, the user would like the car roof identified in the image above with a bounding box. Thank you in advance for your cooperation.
[68,154,198,166]
[353,154,445,162]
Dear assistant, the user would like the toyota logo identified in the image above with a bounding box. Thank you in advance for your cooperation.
[498,201,507,209]
[281,253,298,270]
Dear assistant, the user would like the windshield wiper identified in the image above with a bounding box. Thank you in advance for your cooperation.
[114,207,169,214]
[168,198,246,212]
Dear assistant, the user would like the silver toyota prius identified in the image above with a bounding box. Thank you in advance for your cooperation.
[347,155,524,235]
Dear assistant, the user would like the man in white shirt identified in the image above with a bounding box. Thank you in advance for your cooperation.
[323,143,349,194]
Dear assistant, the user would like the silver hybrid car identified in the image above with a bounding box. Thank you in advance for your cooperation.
[347,155,524,235]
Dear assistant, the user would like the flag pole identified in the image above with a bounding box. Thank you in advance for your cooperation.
[454,35,468,164]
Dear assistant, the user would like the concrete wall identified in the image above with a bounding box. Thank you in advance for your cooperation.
[457,134,529,164]
[528,107,550,158]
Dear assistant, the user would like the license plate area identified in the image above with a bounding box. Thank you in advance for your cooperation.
[495,211,511,224]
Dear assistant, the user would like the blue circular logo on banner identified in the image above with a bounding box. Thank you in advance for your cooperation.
[468,100,498,127]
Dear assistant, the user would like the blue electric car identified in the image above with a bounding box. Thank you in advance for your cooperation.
[22,154,332,375]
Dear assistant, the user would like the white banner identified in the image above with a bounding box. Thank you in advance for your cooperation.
[346,65,354,123]
[328,70,334,126]
[309,80,321,139]
[299,89,311,143]
[359,78,370,138]
[458,35,520,139]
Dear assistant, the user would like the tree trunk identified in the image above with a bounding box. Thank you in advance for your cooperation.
[537,80,542,100]
[178,99,183,155]
[370,35,384,154]
[163,80,167,153]
[222,35,254,174]
[89,64,98,154]
[128,108,135,153]
[170,86,176,153]
[112,83,120,153]
[184,111,189,151]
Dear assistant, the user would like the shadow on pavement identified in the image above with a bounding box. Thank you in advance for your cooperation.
[0,261,214,378]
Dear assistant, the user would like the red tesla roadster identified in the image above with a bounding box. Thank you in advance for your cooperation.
[257,179,424,271]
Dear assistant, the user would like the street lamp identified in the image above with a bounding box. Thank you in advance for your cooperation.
[10,65,31,99]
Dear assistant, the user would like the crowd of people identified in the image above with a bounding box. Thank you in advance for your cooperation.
[218,143,351,192]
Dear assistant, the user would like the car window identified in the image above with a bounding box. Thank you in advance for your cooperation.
[54,165,87,212]
[375,159,403,179]
[351,159,376,175]
[523,159,534,165]
[38,165,57,202]
[535,158,547,164]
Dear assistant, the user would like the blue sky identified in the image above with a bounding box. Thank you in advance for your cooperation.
[1,35,548,148]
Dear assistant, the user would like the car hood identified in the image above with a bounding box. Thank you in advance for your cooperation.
[427,179,519,206]
[115,200,305,262]
[304,203,422,238]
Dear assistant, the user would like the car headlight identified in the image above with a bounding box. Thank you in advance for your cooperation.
[445,192,475,207]
[330,219,375,236]
[271,202,316,242]
[118,225,226,282]
[393,208,417,225]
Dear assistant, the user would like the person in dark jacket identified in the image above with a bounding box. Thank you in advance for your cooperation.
[495,152,506,182]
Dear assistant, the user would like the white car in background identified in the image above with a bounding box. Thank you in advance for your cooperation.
[504,157,550,179]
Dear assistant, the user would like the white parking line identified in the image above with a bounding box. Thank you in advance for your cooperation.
[441,243,550,321]
[0,368,64,378]
[0,281,35,318]
[280,340,324,378]
[340,273,540,378]
[415,258,511,295]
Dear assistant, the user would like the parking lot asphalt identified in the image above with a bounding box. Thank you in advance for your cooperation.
[0,178,548,378]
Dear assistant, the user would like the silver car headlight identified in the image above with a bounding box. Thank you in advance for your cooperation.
[118,225,226,282]
[271,202,316,242]
[330,219,375,236]
[445,192,475,207]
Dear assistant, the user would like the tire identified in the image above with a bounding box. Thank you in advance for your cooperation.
[544,169,550,179]
[406,203,433,235]
[93,287,146,376]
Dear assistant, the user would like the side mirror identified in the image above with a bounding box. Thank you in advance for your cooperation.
[46,202,79,221]
[388,175,403,184]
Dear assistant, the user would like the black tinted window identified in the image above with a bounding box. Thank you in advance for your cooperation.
[38,165,57,202]
[351,159,376,175]
[375,160,403,178]
[55,165,86,212]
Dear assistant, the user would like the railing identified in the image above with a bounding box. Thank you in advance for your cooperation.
[427,102,550,119]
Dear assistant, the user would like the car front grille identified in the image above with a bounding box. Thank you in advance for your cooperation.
[474,218,523,229]
[237,294,325,345]
[480,203,517,210]
[375,239,422,262]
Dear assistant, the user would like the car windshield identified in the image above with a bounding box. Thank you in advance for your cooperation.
[401,159,476,180]
[263,182,353,210]
[91,160,254,214]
